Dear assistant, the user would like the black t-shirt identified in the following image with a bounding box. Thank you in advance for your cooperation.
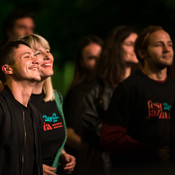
[63,80,94,137]
[105,70,175,148]
[30,92,65,166]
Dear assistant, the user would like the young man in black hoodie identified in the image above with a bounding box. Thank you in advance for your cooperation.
[100,26,175,175]
[0,41,43,175]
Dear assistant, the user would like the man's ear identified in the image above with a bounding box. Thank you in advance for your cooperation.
[2,64,13,75]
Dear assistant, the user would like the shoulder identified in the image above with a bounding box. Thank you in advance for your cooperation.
[117,71,142,90]
[167,76,175,85]
[84,79,105,99]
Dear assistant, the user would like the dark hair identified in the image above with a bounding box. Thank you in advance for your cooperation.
[96,25,138,88]
[135,25,163,66]
[70,34,103,88]
[0,40,31,82]
[2,9,35,42]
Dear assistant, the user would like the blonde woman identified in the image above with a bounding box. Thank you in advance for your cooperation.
[20,34,76,175]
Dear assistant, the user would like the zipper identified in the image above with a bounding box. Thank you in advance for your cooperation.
[21,110,27,175]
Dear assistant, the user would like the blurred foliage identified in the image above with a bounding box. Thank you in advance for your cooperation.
[0,0,175,96]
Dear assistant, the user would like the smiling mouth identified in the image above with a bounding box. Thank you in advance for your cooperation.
[162,56,172,59]
[29,67,39,71]
[42,63,52,67]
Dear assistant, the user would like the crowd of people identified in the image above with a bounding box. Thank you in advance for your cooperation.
[1,8,175,175]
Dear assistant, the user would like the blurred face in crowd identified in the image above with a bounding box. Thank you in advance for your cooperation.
[3,44,40,81]
[8,17,35,41]
[122,33,138,64]
[34,45,54,80]
[144,30,173,69]
[81,43,102,70]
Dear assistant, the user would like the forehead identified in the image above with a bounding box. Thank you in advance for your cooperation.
[83,43,101,54]
[14,44,32,57]
[33,43,49,51]
[15,17,34,26]
[149,30,172,43]
[124,33,138,42]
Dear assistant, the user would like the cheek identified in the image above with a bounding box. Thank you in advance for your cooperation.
[38,56,44,64]
[122,49,130,60]
[148,51,158,59]
[51,56,54,62]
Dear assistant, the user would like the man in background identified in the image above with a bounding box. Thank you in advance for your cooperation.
[2,9,35,43]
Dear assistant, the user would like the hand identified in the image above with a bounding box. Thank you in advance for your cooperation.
[43,164,57,175]
[158,146,170,166]
[61,153,76,174]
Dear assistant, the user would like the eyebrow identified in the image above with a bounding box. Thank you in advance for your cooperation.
[21,51,32,57]
[23,52,32,55]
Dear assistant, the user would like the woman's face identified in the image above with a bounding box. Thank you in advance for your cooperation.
[34,45,54,79]
[122,33,138,64]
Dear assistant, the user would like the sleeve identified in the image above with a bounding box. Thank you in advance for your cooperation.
[0,106,3,130]
[170,102,175,162]
[0,101,11,147]
[100,83,157,160]
[82,85,102,145]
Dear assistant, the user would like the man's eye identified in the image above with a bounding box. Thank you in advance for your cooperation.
[168,43,173,47]
[154,44,162,47]
[88,56,97,60]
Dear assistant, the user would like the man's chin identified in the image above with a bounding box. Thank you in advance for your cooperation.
[30,77,41,82]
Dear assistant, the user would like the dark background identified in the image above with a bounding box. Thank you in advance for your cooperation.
[0,0,175,96]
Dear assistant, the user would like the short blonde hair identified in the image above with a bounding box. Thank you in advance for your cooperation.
[19,33,55,101]
[19,33,50,51]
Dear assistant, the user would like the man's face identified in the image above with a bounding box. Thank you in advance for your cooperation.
[9,17,35,41]
[145,30,174,69]
[10,44,40,81]
[81,43,102,71]
[34,45,54,80]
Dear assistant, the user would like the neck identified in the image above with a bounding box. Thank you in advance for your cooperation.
[5,79,36,107]
[124,67,131,80]
[142,63,167,81]
[32,80,44,95]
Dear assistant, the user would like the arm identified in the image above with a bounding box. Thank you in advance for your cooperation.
[63,86,85,150]
[66,127,82,150]
[0,99,11,147]
[82,84,103,145]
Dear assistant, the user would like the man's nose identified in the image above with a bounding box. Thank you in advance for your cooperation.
[163,44,170,52]
[32,55,40,64]
[26,28,33,35]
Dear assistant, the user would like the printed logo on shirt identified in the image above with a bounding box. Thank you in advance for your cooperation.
[147,100,171,119]
[43,113,63,131]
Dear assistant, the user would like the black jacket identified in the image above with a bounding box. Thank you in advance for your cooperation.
[82,79,114,146]
[0,86,43,175]
[79,79,113,175]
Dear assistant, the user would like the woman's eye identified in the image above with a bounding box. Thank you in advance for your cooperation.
[35,52,41,56]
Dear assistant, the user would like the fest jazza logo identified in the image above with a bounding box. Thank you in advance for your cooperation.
[43,113,63,131]
[147,100,171,119]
